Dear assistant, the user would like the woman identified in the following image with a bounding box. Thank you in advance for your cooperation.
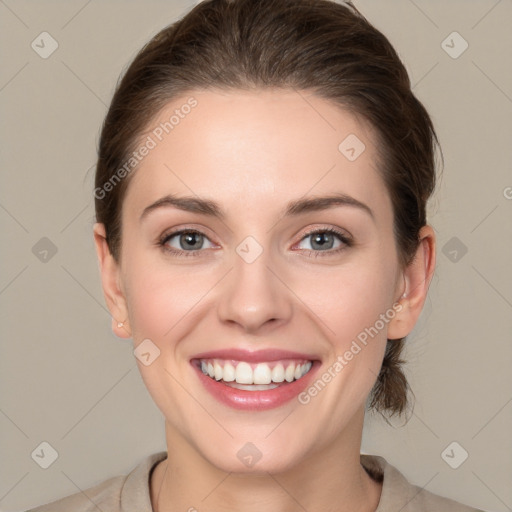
[28,0,486,510]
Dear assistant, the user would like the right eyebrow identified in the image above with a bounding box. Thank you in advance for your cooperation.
[140,195,225,222]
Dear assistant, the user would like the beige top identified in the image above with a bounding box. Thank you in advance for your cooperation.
[26,451,485,512]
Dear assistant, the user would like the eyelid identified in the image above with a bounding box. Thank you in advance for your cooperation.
[158,224,353,257]
[159,224,218,242]
[291,225,352,251]
[159,224,350,243]
[159,227,218,248]
[295,224,352,242]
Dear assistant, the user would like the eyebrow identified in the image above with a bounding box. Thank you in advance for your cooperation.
[140,192,374,222]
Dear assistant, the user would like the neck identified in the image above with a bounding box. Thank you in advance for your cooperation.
[151,410,382,512]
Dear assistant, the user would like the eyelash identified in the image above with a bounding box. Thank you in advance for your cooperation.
[158,227,352,258]
[299,227,353,257]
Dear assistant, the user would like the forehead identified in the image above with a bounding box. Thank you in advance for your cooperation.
[123,89,392,225]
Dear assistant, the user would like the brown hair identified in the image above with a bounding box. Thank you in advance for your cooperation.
[95,0,439,419]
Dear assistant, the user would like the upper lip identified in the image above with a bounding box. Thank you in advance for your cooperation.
[191,348,319,363]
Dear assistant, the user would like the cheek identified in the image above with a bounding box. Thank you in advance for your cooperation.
[121,257,201,418]
[121,247,225,357]
[124,265,197,341]
[291,251,397,400]
[294,255,398,343]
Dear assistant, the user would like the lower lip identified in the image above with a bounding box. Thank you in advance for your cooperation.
[192,361,319,411]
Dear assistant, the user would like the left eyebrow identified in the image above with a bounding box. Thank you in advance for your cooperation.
[139,192,374,223]
[284,193,374,221]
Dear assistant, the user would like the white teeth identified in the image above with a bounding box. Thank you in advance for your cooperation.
[285,364,295,382]
[271,363,285,383]
[222,362,236,382]
[253,363,272,384]
[199,359,313,386]
[226,382,279,391]
[214,362,223,381]
[235,362,253,384]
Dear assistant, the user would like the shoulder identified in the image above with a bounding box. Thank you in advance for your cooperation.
[24,452,167,512]
[25,475,125,512]
[361,453,487,512]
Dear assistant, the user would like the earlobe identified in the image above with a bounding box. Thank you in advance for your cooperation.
[93,223,132,339]
[111,317,131,338]
[387,225,436,340]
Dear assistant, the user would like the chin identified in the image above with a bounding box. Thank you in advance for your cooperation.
[194,433,311,475]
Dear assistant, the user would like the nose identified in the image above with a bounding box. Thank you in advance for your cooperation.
[216,247,293,334]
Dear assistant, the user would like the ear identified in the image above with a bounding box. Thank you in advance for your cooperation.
[387,225,436,340]
[93,223,131,338]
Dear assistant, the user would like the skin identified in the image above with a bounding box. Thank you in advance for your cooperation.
[94,89,435,512]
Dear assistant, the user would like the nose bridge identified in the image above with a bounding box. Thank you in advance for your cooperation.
[216,236,293,332]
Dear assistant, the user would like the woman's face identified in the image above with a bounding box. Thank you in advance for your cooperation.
[103,89,409,473]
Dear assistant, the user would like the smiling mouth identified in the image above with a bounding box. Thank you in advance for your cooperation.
[196,358,313,390]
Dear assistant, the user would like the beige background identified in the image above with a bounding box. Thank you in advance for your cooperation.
[1,0,511,510]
